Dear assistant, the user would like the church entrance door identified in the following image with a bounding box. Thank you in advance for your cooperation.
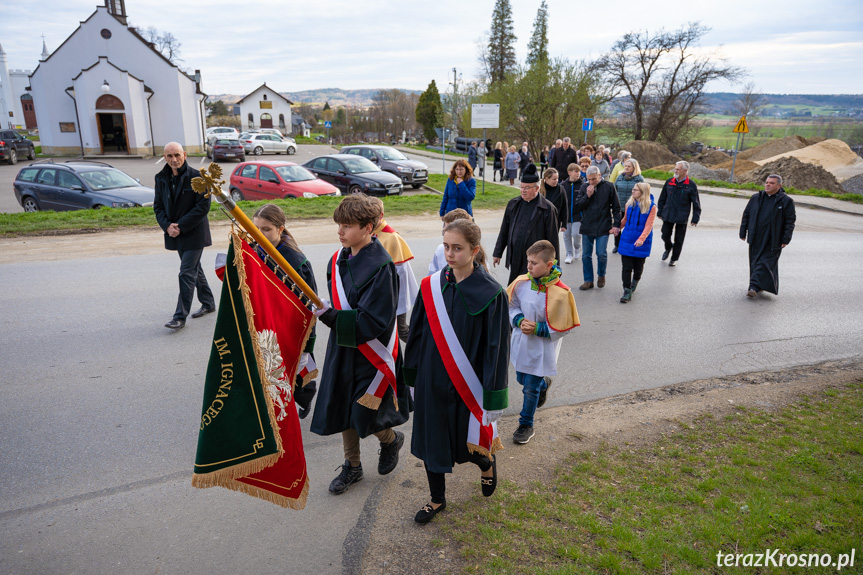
[260,113,273,129]
[96,113,129,154]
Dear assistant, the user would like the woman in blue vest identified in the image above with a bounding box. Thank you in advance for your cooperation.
[617,182,656,303]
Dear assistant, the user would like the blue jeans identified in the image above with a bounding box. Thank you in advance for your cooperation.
[517,372,547,426]
[582,234,609,282]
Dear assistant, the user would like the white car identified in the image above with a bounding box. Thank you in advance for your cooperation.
[206,126,240,140]
[240,133,297,156]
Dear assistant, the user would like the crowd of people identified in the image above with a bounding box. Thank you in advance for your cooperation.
[156,140,796,525]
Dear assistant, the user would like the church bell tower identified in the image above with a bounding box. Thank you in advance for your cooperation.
[105,0,128,25]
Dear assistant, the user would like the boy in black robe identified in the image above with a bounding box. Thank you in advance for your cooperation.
[312,195,410,494]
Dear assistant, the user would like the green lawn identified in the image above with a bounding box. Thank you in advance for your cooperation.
[444,384,863,574]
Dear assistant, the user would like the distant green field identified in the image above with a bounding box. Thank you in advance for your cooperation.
[696,124,858,151]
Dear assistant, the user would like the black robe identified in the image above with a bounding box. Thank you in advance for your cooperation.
[493,194,560,284]
[740,189,796,294]
[404,264,510,474]
[310,238,410,437]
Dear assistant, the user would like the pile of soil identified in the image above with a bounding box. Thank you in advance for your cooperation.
[622,140,680,169]
[757,139,863,175]
[738,135,809,162]
[693,149,731,166]
[840,173,863,194]
[713,158,761,173]
[651,164,676,172]
[741,156,845,194]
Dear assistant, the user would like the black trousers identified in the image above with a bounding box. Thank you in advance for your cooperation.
[425,453,492,504]
[174,248,215,321]
[660,221,688,261]
[621,255,645,289]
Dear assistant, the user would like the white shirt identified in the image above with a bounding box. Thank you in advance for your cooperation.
[395,261,419,315]
[428,243,447,276]
[508,280,567,376]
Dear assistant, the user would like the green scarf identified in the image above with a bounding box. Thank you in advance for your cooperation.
[530,261,562,292]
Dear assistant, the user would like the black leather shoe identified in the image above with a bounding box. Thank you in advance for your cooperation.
[329,460,363,494]
[414,501,446,524]
[661,250,670,261]
[378,430,404,475]
[537,377,553,409]
[191,306,216,319]
[481,455,497,497]
[165,319,185,329]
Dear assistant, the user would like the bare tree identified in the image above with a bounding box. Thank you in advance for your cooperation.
[131,24,184,64]
[597,22,744,148]
[732,82,767,149]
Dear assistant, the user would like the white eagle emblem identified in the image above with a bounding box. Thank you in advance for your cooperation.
[258,329,292,421]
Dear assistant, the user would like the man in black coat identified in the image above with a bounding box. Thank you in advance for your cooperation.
[493,164,560,285]
[550,137,578,180]
[740,174,796,298]
[517,142,532,179]
[657,161,701,266]
[572,166,621,290]
[153,142,215,329]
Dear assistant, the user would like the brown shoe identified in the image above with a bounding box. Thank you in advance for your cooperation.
[579,281,594,290]
[746,289,757,298]
[597,276,606,288]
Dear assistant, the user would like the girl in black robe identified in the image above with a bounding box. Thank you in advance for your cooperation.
[404,219,510,523]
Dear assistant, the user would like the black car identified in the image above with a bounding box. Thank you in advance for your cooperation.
[206,138,245,162]
[13,161,155,212]
[303,154,403,196]
[340,145,428,188]
[0,130,36,165]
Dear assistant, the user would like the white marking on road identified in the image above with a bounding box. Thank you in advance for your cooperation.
[155,157,164,165]
[199,156,206,165]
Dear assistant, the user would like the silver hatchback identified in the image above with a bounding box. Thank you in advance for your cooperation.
[240,133,297,156]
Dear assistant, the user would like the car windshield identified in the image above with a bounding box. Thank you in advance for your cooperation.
[79,168,139,190]
[275,165,315,183]
[341,157,379,174]
[376,148,408,161]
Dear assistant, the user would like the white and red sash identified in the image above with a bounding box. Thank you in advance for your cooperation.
[421,270,500,457]
[331,252,399,410]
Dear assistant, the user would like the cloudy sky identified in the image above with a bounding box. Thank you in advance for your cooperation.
[2,0,862,97]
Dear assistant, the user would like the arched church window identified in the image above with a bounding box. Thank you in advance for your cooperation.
[263,94,268,101]
[248,113,254,129]
[279,114,286,128]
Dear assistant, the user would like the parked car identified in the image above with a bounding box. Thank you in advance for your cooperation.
[14,160,155,212]
[205,126,240,140]
[240,133,296,156]
[249,128,284,137]
[206,138,245,162]
[303,154,403,196]
[228,161,340,201]
[340,145,428,188]
[1,129,37,165]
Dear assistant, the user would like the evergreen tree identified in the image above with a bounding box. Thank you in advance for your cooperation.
[485,0,517,85]
[415,80,443,142]
[526,1,549,68]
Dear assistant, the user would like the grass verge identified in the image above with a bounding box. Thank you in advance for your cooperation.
[443,383,863,574]
[642,170,863,205]
[0,174,519,236]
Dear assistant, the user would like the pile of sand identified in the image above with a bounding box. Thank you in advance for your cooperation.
[738,136,809,162]
[622,140,680,169]
[693,150,731,166]
[741,157,845,194]
[651,164,676,172]
[755,139,863,181]
[713,158,761,174]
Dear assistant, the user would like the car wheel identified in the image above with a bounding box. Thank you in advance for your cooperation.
[283,194,297,199]
[22,196,40,212]
[287,146,296,155]
[411,183,422,189]
[92,204,104,209]
[238,156,245,162]
[349,185,362,195]
[254,147,264,156]
[8,149,17,165]
[27,147,36,160]
[206,149,212,159]
[230,188,244,202]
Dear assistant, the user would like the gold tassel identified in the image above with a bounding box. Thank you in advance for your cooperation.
[220,476,310,510]
[356,393,382,410]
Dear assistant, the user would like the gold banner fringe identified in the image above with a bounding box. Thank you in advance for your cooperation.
[299,369,319,388]
[357,393,382,410]
[222,475,310,510]
[191,452,281,487]
[467,436,504,460]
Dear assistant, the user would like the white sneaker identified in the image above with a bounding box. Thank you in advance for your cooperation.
[564,256,573,264]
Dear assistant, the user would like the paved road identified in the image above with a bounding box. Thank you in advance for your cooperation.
[1,196,862,574]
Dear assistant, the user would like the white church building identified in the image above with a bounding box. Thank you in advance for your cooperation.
[29,0,206,156]
[237,84,293,135]
[0,43,37,130]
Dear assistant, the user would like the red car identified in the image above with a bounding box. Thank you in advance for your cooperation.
[228,161,341,201]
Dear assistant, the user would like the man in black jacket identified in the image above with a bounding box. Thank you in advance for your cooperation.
[740,174,796,298]
[153,142,215,329]
[550,137,577,180]
[573,166,621,290]
[493,163,560,285]
[657,161,701,266]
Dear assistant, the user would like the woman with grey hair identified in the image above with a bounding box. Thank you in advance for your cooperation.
[591,149,610,179]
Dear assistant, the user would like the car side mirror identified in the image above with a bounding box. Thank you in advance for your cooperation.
[135,178,141,184]
[268,178,279,184]
[70,185,85,191]
[337,170,346,175]
[370,156,378,162]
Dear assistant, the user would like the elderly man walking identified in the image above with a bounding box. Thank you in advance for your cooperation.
[550,137,577,180]
[153,142,215,329]
[573,166,621,290]
[739,174,796,298]
[657,161,701,267]
[493,164,560,285]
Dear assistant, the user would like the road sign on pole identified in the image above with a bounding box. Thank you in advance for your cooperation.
[582,118,594,145]
[732,116,749,134]
[324,120,332,143]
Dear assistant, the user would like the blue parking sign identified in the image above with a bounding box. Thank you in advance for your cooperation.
[582,118,594,131]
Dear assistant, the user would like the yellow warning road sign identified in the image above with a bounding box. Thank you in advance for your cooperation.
[732,116,749,134]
